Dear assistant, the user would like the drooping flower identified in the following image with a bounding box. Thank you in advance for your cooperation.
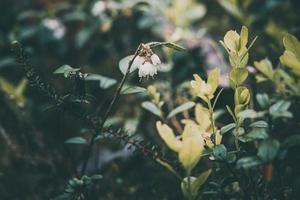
[134,54,161,78]
[156,121,204,171]
[130,44,162,78]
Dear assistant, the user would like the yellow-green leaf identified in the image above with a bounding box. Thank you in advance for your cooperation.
[254,58,274,80]
[280,51,300,76]
[240,26,248,49]
[156,121,182,152]
[207,68,220,95]
[283,33,300,59]
[224,30,240,52]
[229,67,248,88]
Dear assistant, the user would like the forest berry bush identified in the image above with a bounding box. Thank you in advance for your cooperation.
[9,24,300,199]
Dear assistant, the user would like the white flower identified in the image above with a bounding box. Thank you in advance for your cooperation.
[131,56,145,70]
[42,18,66,39]
[91,1,106,17]
[131,54,161,78]
[138,62,157,78]
[150,54,161,65]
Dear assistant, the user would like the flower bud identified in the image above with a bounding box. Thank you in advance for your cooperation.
[234,86,250,114]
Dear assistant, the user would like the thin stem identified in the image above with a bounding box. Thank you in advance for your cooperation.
[212,88,224,110]
[234,119,242,151]
[80,44,142,176]
[187,169,193,200]
[207,98,217,146]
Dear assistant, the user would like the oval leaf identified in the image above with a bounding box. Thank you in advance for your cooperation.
[65,137,87,145]
[121,86,146,94]
[257,138,280,162]
[141,101,162,118]
[236,156,263,169]
[167,102,195,119]
[85,74,117,89]
[54,65,80,75]
[249,121,268,128]
[119,55,138,75]
[220,123,236,135]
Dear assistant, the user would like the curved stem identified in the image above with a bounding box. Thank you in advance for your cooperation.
[80,44,142,176]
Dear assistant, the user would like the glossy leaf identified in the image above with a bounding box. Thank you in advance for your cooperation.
[258,138,280,162]
[119,55,138,75]
[220,123,236,135]
[64,137,87,145]
[229,68,248,88]
[142,101,162,118]
[85,74,117,89]
[121,86,146,94]
[236,156,263,169]
[167,102,195,119]
[148,42,186,51]
[249,121,268,128]
[212,144,227,161]
[239,128,269,143]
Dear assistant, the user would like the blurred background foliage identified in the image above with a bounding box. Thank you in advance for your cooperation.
[1,0,300,199]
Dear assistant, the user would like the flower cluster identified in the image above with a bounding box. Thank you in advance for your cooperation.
[132,44,161,78]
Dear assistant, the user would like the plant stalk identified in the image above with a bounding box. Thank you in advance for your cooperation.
[80,44,142,176]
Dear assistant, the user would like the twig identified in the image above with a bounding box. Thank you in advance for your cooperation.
[80,44,142,176]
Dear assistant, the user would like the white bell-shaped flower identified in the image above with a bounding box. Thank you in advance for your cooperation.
[131,56,145,71]
[150,54,161,65]
[138,62,157,78]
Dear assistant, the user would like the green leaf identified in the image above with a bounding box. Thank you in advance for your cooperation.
[156,158,180,179]
[91,174,103,180]
[217,0,244,22]
[167,102,195,119]
[212,144,227,161]
[181,169,212,199]
[254,58,274,80]
[239,128,269,143]
[148,42,186,51]
[226,105,236,121]
[84,74,117,89]
[220,123,236,135]
[240,26,248,48]
[75,24,97,48]
[141,101,162,118]
[121,86,146,94]
[191,169,212,196]
[269,100,292,119]
[283,33,300,59]
[64,137,87,145]
[256,93,269,109]
[249,121,268,128]
[229,67,248,88]
[257,138,280,162]
[119,55,138,75]
[237,109,265,119]
[236,156,263,169]
[53,65,80,75]
[280,52,300,76]
[207,68,220,94]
